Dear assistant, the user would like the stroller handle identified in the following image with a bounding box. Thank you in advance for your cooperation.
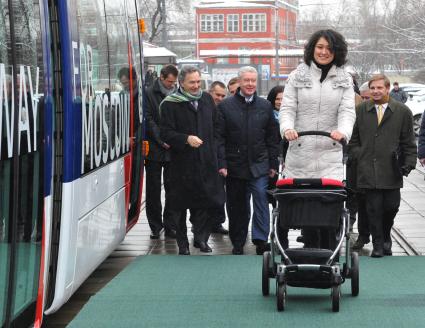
[296,130,347,146]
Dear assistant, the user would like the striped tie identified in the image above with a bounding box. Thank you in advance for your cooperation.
[377,104,383,125]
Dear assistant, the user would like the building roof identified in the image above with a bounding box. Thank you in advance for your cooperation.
[199,48,303,57]
[195,0,299,10]
[143,43,177,65]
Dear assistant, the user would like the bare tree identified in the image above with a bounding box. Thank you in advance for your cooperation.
[139,0,194,44]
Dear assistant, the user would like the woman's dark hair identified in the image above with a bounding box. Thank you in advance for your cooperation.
[303,29,348,67]
[267,85,285,109]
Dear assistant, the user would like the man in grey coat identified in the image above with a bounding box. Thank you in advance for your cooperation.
[349,74,417,258]
[389,82,408,103]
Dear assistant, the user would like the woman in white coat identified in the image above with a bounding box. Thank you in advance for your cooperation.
[279,29,356,249]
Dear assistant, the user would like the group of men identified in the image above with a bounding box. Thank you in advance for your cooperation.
[145,63,419,258]
[145,64,279,255]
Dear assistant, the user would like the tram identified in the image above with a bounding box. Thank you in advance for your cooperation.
[0,0,145,327]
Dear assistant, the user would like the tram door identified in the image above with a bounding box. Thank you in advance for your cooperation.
[126,1,145,226]
[0,0,48,327]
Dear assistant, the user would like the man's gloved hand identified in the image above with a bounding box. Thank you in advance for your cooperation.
[401,165,415,177]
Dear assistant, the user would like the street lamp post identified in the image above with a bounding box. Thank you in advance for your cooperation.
[275,0,280,82]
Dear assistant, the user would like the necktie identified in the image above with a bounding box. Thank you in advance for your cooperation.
[191,100,198,109]
[377,104,383,125]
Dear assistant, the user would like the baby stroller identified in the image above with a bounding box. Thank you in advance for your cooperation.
[262,131,359,312]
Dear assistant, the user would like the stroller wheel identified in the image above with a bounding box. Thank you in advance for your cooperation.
[262,251,272,296]
[351,252,360,296]
[331,285,340,312]
[276,282,286,312]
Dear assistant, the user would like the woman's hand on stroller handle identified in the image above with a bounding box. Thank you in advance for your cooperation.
[330,130,347,145]
[284,129,298,141]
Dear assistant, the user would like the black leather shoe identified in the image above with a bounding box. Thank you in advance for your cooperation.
[150,230,161,239]
[232,247,244,255]
[212,225,229,235]
[383,241,392,255]
[178,247,190,255]
[164,229,177,239]
[371,246,384,258]
[194,241,212,253]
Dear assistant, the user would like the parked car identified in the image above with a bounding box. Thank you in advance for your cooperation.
[405,94,425,136]
[393,83,425,98]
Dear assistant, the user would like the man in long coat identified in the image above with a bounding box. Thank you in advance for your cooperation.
[160,65,224,255]
[349,74,417,257]
[145,65,178,239]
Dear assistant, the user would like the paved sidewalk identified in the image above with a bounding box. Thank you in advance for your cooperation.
[396,165,425,254]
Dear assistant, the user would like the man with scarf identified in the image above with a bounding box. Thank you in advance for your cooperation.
[145,65,179,239]
[349,74,417,258]
[160,65,224,255]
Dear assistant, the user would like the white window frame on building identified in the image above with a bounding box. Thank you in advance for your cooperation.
[242,13,266,32]
[227,14,239,32]
[200,14,224,32]
[238,47,251,64]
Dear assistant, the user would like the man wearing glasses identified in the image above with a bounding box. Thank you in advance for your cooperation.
[145,65,179,239]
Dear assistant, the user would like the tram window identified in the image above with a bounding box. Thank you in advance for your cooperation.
[77,0,131,175]
[77,0,109,175]
[125,2,144,219]
[0,7,11,320]
[104,0,132,166]
[0,0,45,323]
[0,150,11,327]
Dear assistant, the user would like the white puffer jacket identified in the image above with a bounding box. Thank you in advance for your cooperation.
[279,62,355,180]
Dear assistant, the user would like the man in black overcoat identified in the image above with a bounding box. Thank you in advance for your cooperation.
[349,74,417,258]
[145,65,178,239]
[160,65,224,255]
[418,114,425,167]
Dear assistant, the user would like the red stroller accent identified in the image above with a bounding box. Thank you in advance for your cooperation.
[262,131,359,312]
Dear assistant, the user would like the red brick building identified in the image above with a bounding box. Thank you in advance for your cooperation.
[195,0,301,82]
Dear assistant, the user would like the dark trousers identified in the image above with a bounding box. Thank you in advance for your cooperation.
[210,206,226,227]
[174,208,212,248]
[210,176,226,227]
[145,160,175,233]
[364,189,400,247]
[346,189,358,228]
[303,229,337,250]
[226,175,270,248]
[356,192,370,240]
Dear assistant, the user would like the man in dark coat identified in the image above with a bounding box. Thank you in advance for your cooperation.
[419,114,425,166]
[160,65,224,255]
[216,66,279,255]
[207,81,229,235]
[145,65,178,239]
[349,74,417,258]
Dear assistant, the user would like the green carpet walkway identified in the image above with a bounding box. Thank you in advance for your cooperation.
[68,256,425,328]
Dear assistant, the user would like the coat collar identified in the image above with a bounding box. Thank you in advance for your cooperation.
[234,88,257,103]
[366,98,395,113]
[311,61,338,78]
[292,62,351,88]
